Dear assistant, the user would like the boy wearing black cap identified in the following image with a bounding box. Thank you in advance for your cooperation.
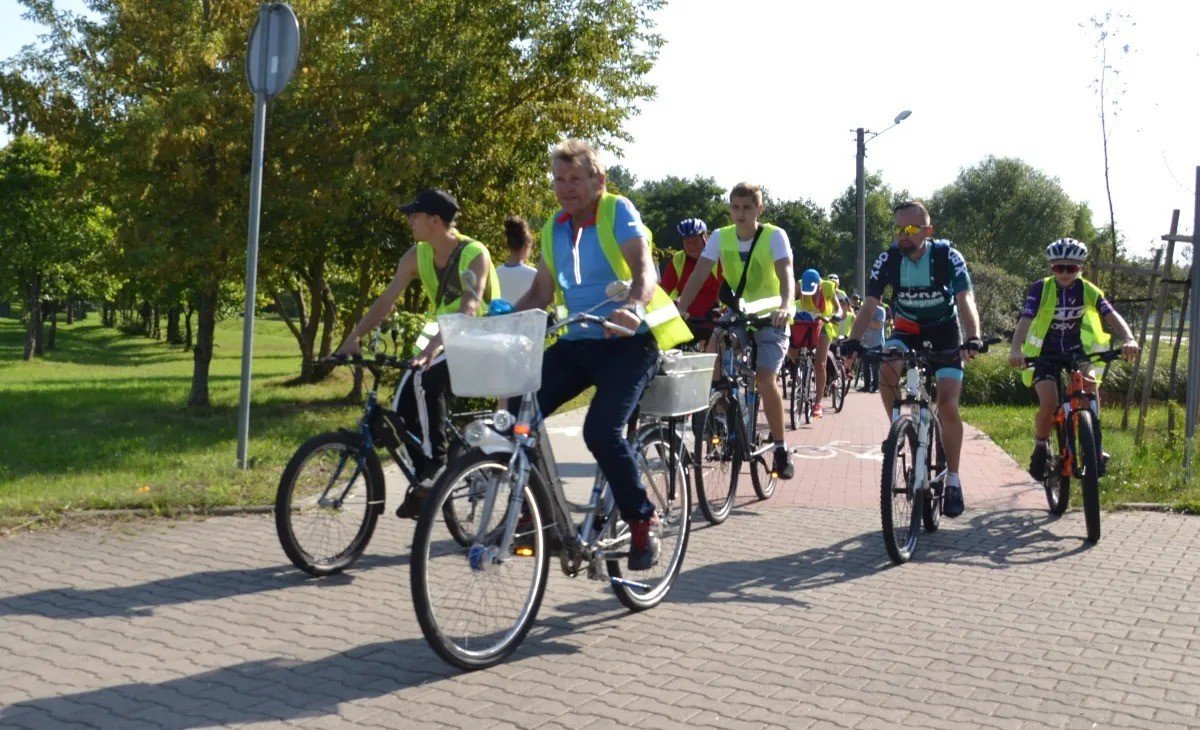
[337,188,500,516]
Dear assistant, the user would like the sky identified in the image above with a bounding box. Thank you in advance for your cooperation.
[3,0,1199,263]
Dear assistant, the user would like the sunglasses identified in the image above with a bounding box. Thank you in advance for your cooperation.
[1051,264,1081,274]
[893,224,925,237]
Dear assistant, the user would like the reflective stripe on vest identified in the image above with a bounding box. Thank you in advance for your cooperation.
[717,223,783,315]
[540,193,691,350]
[1020,277,1111,385]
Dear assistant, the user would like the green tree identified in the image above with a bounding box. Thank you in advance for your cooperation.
[829,172,909,291]
[631,175,726,259]
[0,134,113,359]
[927,156,1083,281]
[762,194,833,278]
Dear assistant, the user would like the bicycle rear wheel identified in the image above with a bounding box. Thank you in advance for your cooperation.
[411,451,550,670]
[693,392,740,525]
[800,358,812,425]
[1044,420,1070,515]
[607,425,691,611]
[1075,410,1102,543]
[881,417,922,564]
[828,357,845,413]
[783,360,799,430]
[275,431,384,576]
[748,393,777,500]
[922,418,943,533]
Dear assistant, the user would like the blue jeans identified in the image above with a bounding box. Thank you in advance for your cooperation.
[537,334,659,523]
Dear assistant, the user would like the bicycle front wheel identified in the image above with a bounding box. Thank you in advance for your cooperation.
[275,431,384,576]
[411,451,551,670]
[608,426,692,611]
[881,417,922,564]
[693,392,740,525]
[1075,410,1102,543]
[922,418,943,533]
[1044,419,1070,515]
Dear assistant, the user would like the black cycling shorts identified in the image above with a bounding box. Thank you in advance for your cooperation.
[885,320,963,378]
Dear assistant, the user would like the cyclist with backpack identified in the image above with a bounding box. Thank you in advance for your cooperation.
[843,201,982,517]
[1006,238,1138,480]
[335,188,500,516]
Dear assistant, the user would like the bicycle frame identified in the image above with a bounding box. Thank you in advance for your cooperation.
[713,318,774,461]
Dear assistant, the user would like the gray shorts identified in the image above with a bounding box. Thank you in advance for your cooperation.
[734,325,789,375]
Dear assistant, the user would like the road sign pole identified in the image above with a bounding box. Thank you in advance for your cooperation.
[236,91,268,469]
[236,2,299,469]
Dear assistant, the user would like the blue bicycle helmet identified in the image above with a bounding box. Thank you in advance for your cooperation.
[676,218,708,238]
[799,268,821,296]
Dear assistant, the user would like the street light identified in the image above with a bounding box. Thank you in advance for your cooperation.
[855,109,912,297]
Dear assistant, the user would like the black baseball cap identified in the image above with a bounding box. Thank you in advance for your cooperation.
[399,188,459,222]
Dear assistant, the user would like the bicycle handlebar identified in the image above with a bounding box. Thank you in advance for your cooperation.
[1023,349,1124,368]
[862,334,1002,363]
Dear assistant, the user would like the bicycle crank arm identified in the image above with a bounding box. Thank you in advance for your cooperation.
[751,443,775,459]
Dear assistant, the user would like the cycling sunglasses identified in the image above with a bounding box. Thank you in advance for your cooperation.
[1051,263,1081,274]
[893,224,925,237]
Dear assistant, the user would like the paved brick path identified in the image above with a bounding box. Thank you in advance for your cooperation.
[2,391,1199,728]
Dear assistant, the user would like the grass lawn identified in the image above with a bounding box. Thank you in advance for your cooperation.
[0,315,597,526]
[0,315,363,523]
[962,402,1200,514]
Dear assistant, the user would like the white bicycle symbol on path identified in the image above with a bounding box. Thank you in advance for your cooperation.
[790,441,883,462]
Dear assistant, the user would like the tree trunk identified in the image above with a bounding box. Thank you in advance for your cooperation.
[23,274,42,360]
[344,255,376,402]
[139,300,152,337]
[184,303,194,350]
[47,307,58,351]
[150,305,160,339]
[188,287,218,407]
[166,306,182,344]
[66,300,74,325]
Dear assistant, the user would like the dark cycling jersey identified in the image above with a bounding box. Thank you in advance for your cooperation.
[866,240,971,329]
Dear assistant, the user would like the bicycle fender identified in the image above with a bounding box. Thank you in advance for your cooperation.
[474,428,517,456]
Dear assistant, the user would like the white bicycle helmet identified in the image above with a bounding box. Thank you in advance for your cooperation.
[1045,237,1088,263]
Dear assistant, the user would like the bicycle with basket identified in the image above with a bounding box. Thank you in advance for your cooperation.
[409,284,711,670]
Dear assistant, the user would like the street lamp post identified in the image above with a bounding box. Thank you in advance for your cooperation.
[854,110,912,297]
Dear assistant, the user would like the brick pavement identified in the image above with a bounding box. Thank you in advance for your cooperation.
[1,393,1199,728]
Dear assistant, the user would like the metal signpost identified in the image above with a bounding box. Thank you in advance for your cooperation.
[1186,167,1200,475]
[237,3,300,469]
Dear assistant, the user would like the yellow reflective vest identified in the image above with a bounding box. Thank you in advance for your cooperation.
[1020,277,1111,385]
[413,234,500,353]
[540,193,691,350]
[716,223,785,315]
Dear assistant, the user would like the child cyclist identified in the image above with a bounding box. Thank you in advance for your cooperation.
[789,268,843,418]
[1007,238,1139,480]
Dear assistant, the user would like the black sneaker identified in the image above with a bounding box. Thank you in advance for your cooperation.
[627,514,661,571]
[773,447,795,480]
[395,487,430,519]
[943,483,965,518]
[1029,442,1050,481]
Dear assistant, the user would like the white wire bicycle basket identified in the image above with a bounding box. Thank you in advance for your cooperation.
[639,351,717,417]
[437,310,547,398]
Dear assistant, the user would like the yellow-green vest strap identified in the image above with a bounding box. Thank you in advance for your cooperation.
[412,234,500,354]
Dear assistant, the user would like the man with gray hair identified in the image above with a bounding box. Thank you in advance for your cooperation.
[515,138,691,571]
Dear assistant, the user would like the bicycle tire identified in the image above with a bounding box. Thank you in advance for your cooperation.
[607,425,691,611]
[881,417,921,564]
[800,358,812,425]
[1044,420,1070,515]
[784,361,798,430]
[411,450,551,671]
[922,418,943,533]
[693,392,740,525]
[1076,410,1102,543]
[275,431,384,577]
[829,357,845,413]
[840,358,853,399]
[748,393,777,500]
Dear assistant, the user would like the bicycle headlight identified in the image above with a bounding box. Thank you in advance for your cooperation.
[491,409,515,433]
[463,419,488,446]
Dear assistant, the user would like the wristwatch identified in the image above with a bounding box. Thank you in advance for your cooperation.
[623,302,647,320]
